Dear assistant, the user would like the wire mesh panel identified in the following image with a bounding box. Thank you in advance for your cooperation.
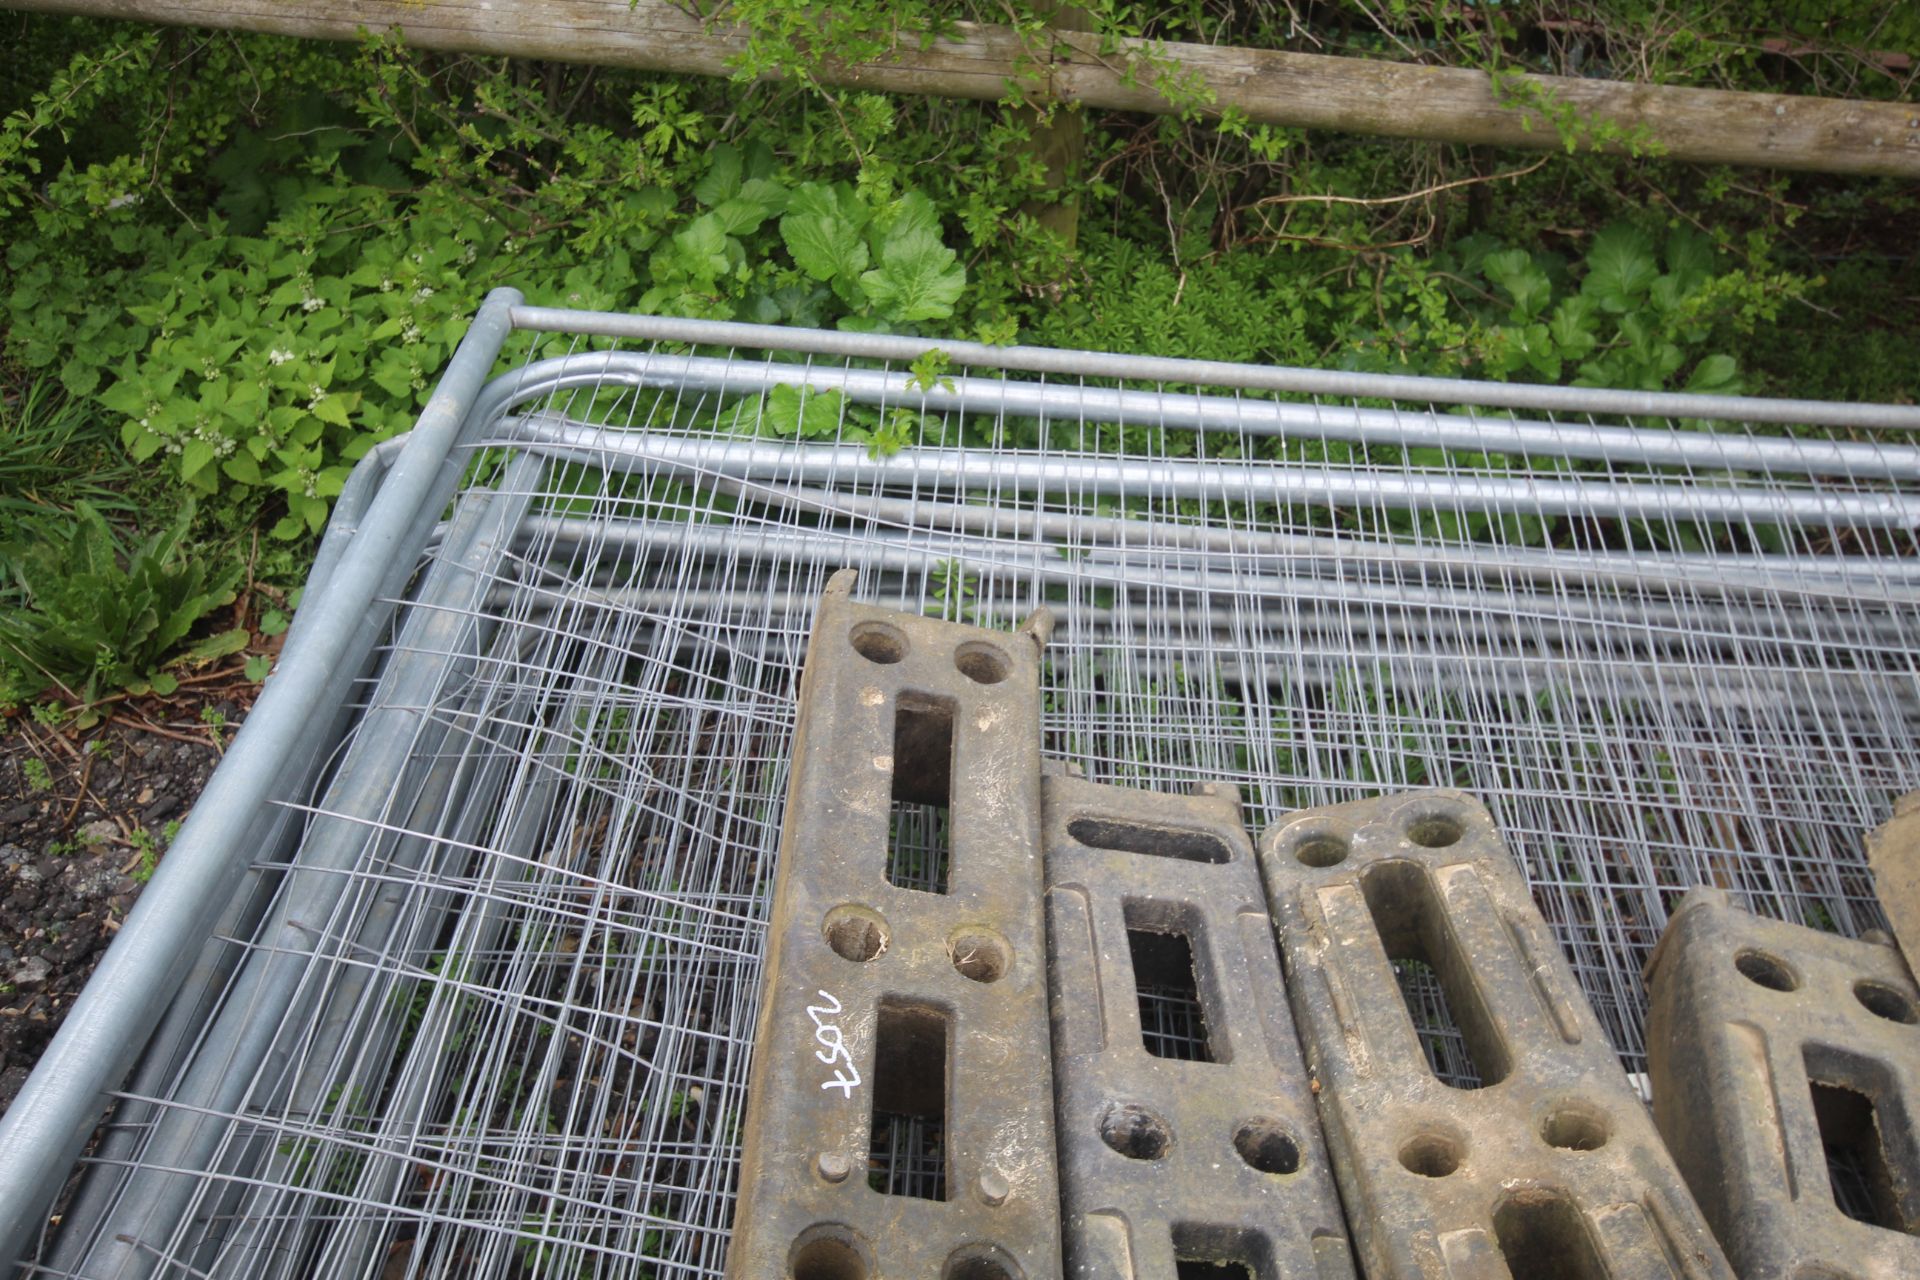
[23,313,1920,1279]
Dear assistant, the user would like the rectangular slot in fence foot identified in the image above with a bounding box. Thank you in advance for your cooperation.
[726,569,1062,1280]
[1645,886,1920,1280]
[1042,771,1354,1278]
[1257,789,1734,1280]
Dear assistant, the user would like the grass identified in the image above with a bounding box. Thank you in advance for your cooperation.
[0,375,139,534]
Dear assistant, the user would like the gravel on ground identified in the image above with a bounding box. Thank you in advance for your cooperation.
[0,681,249,1115]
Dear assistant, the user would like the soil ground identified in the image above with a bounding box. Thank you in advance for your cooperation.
[0,672,253,1115]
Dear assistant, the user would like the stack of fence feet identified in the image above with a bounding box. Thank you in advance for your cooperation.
[728,576,1914,1279]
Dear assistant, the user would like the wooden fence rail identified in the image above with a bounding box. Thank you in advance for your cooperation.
[9,0,1920,177]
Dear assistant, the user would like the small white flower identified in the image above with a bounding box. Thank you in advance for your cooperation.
[301,296,323,313]
[268,348,294,365]
[413,285,434,302]
[401,323,421,344]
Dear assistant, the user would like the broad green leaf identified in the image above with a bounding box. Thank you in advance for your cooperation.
[1547,296,1598,360]
[693,144,743,208]
[834,313,893,334]
[1488,323,1560,381]
[1647,342,1685,387]
[100,378,148,417]
[370,355,417,400]
[738,178,788,216]
[671,213,732,282]
[763,383,845,438]
[782,208,869,284]
[1665,226,1714,292]
[186,628,250,660]
[60,361,102,399]
[859,230,965,323]
[244,654,272,681]
[1686,354,1741,395]
[295,494,329,534]
[222,453,262,485]
[1580,224,1659,313]
[1482,249,1551,321]
[878,189,942,249]
[741,291,783,325]
[1649,274,1686,313]
[712,194,776,238]
[180,439,215,479]
[735,138,774,181]
[311,395,352,427]
[149,671,179,696]
[785,181,868,230]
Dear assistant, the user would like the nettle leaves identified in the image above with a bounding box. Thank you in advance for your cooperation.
[780,183,966,326]
[90,206,481,540]
[1466,223,1740,393]
[58,134,971,547]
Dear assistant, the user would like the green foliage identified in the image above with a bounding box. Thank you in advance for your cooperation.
[750,383,935,458]
[5,63,969,537]
[1487,69,1664,158]
[0,378,140,531]
[1454,222,1773,390]
[908,349,956,393]
[127,824,164,883]
[1031,217,1795,396]
[0,5,1912,600]
[0,501,245,705]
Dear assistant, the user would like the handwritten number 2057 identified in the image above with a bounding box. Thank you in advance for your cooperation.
[806,990,861,1098]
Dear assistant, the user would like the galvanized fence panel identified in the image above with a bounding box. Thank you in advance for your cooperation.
[4,295,1919,1276]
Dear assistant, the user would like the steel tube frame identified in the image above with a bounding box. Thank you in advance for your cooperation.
[0,288,526,1268]
[691,483,1920,591]
[494,416,1920,527]
[69,442,539,1279]
[487,350,1920,481]
[497,519,1920,647]
[506,306,1920,433]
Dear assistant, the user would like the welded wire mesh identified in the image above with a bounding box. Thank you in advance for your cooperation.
[25,318,1920,1279]
[1392,961,1483,1088]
